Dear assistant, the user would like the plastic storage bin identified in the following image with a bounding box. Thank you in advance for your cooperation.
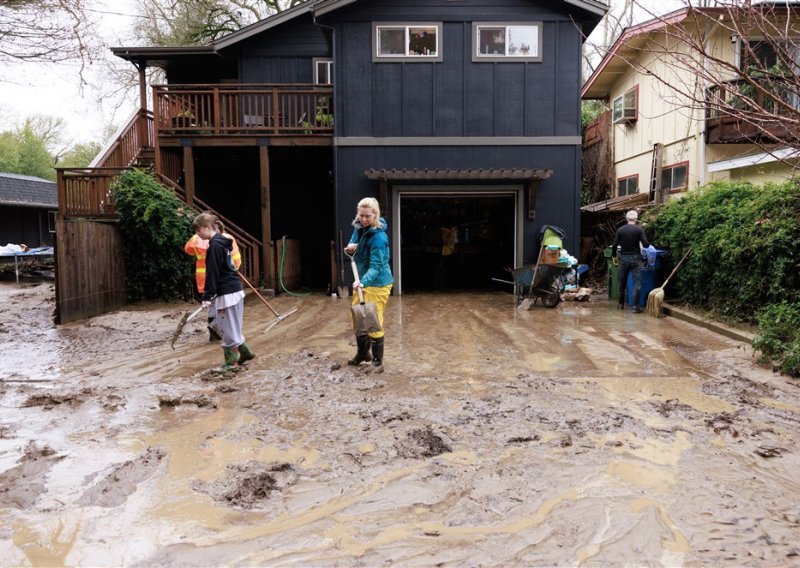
[626,249,668,307]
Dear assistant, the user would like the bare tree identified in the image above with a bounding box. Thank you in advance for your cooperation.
[622,0,800,159]
[132,0,309,46]
[0,0,99,79]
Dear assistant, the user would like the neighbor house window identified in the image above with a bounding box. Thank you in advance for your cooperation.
[473,22,542,62]
[47,211,56,233]
[617,174,639,197]
[314,58,333,84]
[373,23,442,62]
[612,86,638,124]
[661,162,688,192]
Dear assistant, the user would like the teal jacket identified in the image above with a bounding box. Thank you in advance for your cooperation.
[349,217,394,288]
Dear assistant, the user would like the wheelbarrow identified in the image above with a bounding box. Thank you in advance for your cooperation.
[492,263,565,308]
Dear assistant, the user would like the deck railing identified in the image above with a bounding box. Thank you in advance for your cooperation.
[706,76,800,142]
[153,83,334,137]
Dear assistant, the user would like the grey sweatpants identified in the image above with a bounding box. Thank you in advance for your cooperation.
[215,298,244,348]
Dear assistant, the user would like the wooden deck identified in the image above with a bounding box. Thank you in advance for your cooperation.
[152,83,333,139]
[706,77,800,143]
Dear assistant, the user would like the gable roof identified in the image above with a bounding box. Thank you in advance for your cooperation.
[582,7,695,100]
[582,3,800,99]
[114,0,608,65]
[0,172,57,208]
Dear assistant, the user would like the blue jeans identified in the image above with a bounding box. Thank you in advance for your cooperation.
[617,253,644,306]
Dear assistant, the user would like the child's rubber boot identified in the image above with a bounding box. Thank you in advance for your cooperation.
[237,343,256,365]
[212,347,240,373]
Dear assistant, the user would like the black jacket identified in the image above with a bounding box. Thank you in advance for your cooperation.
[202,233,243,300]
[612,223,650,256]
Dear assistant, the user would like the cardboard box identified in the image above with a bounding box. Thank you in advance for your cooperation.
[539,246,560,265]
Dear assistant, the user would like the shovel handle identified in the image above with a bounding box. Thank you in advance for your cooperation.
[345,249,367,304]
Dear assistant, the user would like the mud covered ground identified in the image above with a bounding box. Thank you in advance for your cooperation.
[1,282,799,566]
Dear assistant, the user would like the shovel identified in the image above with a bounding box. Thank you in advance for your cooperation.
[170,305,205,349]
[345,249,382,336]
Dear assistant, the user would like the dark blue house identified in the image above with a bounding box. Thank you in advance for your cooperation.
[101,0,607,294]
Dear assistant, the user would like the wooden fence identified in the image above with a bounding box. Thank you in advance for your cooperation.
[55,220,126,324]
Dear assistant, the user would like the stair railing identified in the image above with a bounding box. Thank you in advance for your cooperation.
[156,173,262,285]
[89,109,154,169]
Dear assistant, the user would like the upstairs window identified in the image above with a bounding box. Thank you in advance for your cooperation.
[314,58,333,84]
[374,23,442,62]
[662,162,688,192]
[612,86,638,124]
[473,22,542,62]
[617,175,639,197]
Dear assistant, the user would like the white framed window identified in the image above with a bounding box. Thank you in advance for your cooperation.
[612,85,638,124]
[662,162,688,192]
[314,58,333,84]
[472,22,542,62]
[617,175,639,197]
[373,23,442,62]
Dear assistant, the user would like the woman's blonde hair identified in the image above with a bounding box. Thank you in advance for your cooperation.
[354,197,381,228]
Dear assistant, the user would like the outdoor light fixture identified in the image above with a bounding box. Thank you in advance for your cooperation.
[730,34,739,44]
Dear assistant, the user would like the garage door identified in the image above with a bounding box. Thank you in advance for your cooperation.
[392,186,523,294]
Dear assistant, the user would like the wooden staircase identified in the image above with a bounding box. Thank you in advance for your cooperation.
[57,108,263,285]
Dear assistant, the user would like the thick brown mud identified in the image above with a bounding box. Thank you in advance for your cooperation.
[1,282,800,566]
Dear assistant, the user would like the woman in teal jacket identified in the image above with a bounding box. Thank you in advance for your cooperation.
[345,197,393,373]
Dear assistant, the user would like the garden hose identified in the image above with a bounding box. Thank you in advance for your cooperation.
[279,236,311,297]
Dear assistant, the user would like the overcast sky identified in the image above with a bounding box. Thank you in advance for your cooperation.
[0,0,687,147]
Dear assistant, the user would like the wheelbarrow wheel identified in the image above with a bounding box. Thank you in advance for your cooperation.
[541,280,561,308]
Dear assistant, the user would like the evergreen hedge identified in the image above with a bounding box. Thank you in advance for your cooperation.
[643,180,800,377]
[112,169,195,302]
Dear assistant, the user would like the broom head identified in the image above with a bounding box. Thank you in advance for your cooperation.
[645,287,665,317]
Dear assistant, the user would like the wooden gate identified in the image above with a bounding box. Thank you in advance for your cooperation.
[55,220,126,324]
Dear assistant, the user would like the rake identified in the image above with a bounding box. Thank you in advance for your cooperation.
[239,273,299,332]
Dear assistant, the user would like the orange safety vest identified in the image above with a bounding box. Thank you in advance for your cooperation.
[184,233,242,294]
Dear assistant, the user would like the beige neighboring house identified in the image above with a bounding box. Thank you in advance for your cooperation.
[582,6,800,205]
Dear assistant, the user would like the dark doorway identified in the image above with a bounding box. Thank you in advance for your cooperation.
[399,193,516,291]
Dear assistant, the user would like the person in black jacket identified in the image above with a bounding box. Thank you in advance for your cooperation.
[194,213,255,371]
[611,210,650,313]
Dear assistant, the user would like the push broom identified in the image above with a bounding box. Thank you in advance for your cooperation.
[645,248,692,317]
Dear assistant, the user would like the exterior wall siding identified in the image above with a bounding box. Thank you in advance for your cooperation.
[327,0,588,250]
[237,14,331,83]
[329,1,584,138]
[0,206,53,247]
[335,144,581,263]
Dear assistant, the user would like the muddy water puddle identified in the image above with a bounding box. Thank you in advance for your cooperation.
[2,284,800,565]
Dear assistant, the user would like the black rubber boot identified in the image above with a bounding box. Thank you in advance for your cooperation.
[237,343,256,365]
[632,290,643,313]
[348,335,372,365]
[207,317,222,341]
[370,336,384,374]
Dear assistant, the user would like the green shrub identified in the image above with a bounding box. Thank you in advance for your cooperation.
[643,180,800,322]
[112,169,195,302]
[752,302,800,378]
